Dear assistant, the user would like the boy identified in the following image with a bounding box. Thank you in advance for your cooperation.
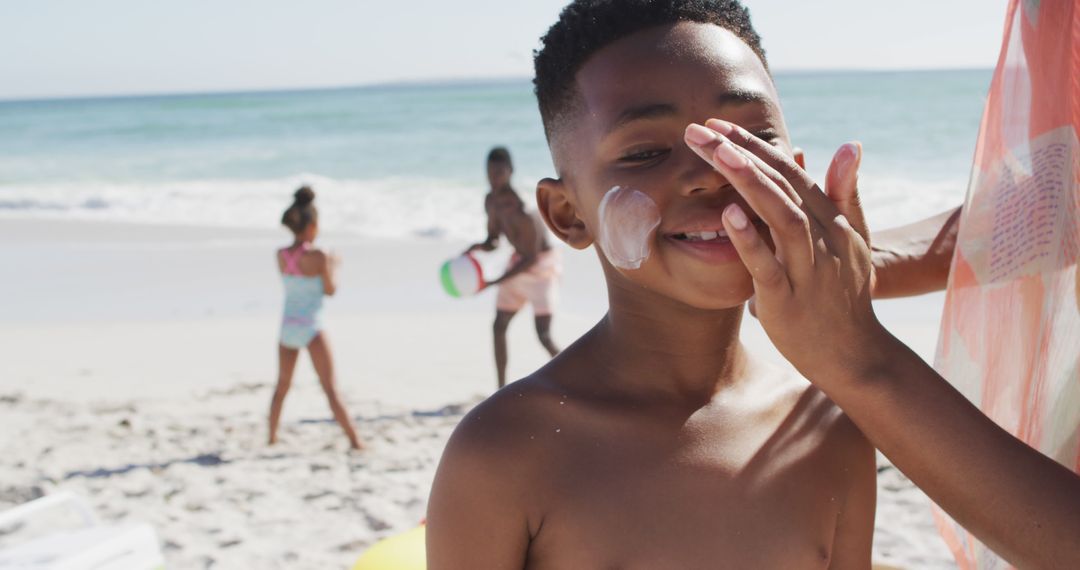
[467,147,562,388]
[430,2,876,568]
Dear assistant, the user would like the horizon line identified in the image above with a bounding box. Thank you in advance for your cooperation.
[0,66,994,104]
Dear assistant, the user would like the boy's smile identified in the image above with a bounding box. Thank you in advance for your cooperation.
[544,22,796,310]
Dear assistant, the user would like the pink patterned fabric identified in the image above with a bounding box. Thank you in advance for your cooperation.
[932,1,1080,568]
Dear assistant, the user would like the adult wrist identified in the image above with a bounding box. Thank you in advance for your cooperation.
[808,322,906,393]
[869,245,902,299]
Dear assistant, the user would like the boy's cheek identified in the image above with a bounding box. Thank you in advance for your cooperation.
[595,186,662,271]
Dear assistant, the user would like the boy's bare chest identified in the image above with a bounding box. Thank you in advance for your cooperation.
[496,212,537,245]
[524,415,843,569]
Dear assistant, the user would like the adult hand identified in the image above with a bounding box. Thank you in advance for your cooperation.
[684,120,885,383]
[687,120,1080,568]
[742,134,874,318]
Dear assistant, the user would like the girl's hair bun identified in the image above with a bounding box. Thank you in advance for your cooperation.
[293,186,315,206]
[282,186,318,233]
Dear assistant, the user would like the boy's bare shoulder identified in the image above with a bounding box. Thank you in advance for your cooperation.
[431,374,569,534]
[440,334,608,484]
[446,374,568,462]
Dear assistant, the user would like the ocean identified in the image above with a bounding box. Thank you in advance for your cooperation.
[0,70,991,241]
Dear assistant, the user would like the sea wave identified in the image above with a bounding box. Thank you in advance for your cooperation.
[0,171,970,240]
[0,174,491,241]
[856,174,968,228]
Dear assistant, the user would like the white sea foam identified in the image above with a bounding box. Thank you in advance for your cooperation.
[856,173,969,229]
[0,174,495,242]
[0,170,969,242]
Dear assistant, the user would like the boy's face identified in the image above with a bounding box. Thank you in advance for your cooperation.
[541,22,794,310]
[487,161,513,189]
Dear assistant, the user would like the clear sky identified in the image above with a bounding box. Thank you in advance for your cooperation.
[1,0,1009,100]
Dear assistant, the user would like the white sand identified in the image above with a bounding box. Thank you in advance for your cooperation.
[0,219,956,568]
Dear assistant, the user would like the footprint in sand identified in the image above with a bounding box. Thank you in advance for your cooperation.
[363,513,391,532]
[303,490,334,502]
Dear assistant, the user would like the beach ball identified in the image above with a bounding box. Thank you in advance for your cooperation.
[439,253,485,297]
[351,525,426,570]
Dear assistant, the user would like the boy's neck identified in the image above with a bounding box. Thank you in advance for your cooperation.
[592,281,750,406]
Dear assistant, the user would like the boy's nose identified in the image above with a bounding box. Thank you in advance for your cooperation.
[677,143,730,197]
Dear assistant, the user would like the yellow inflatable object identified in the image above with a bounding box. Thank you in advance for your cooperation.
[351,525,426,570]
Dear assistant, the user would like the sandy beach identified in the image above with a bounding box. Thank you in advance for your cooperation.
[0,219,957,568]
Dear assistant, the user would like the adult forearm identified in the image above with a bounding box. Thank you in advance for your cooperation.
[825,333,1080,569]
[871,207,961,299]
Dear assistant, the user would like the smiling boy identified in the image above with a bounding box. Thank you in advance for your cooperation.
[427,2,876,568]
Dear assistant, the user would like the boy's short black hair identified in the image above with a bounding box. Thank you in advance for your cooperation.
[533,0,768,139]
[487,146,513,168]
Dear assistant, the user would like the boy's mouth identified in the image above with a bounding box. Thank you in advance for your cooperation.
[662,219,767,264]
[670,230,730,242]
[665,219,766,241]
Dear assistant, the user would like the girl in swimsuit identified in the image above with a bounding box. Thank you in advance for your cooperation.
[269,186,363,450]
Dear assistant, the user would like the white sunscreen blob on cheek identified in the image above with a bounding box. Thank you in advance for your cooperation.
[596,186,662,270]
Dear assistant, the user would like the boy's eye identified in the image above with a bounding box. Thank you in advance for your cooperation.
[619,149,669,163]
[751,130,780,145]
[751,130,786,147]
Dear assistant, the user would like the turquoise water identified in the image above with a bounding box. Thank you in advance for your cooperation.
[0,70,992,239]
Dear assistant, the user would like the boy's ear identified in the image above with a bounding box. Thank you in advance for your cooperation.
[793,147,806,169]
[536,177,593,250]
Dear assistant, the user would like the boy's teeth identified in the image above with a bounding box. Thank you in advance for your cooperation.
[683,230,727,241]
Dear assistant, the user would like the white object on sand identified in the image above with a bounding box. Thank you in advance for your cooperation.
[0,492,165,570]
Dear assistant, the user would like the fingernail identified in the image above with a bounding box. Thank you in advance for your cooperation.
[724,203,749,230]
[704,119,734,135]
[685,123,717,146]
[835,141,862,179]
[834,143,855,168]
[713,135,748,169]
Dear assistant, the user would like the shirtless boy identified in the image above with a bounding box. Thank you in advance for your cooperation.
[467,147,562,388]
[430,2,876,568]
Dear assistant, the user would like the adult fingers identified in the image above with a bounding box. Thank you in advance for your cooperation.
[824,142,870,244]
[730,142,838,278]
[687,123,801,205]
[721,204,790,299]
[705,119,841,226]
[685,124,815,278]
